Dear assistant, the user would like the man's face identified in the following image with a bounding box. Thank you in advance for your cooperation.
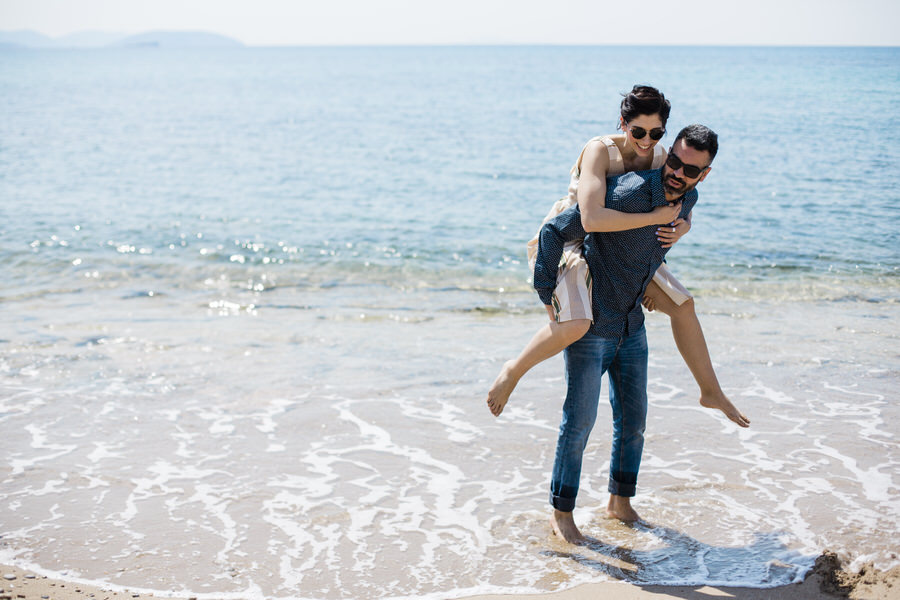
[662,139,712,196]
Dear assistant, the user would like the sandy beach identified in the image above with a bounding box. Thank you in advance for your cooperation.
[2,552,898,600]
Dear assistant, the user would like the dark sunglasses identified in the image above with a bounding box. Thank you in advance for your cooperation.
[665,152,708,179]
[629,126,666,141]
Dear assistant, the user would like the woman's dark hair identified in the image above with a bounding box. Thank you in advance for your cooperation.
[619,85,671,127]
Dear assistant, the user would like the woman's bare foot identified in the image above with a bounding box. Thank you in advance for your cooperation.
[606,494,640,522]
[550,509,586,545]
[699,391,750,428]
[487,361,519,417]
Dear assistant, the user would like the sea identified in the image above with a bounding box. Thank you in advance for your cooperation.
[1,45,898,599]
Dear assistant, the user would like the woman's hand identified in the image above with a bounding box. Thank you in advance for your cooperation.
[656,217,690,248]
[650,201,682,225]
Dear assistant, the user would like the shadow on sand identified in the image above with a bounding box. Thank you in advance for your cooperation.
[541,519,820,596]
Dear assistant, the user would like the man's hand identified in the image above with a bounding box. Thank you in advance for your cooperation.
[650,201,682,225]
[656,217,690,248]
[545,304,556,321]
[642,295,657,312]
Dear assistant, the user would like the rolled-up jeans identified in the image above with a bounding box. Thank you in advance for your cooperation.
[550,325,648,512]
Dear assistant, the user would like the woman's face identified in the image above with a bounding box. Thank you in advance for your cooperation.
[622,113,665,158]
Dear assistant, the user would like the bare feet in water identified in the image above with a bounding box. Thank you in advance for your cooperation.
[700,391,750,428]
[552,500,638,546]
[606,494,640,522]
[487,361,519,417]
[550,509,586,545]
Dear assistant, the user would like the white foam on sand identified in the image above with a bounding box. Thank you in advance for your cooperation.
[1,300,898,598]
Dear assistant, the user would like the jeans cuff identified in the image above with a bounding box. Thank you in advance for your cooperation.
[608,478,636,497]
[549,492,577,512]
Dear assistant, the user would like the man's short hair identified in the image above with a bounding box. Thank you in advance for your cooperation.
[674,124,718,162]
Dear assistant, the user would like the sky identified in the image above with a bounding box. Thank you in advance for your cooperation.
[1,0,898,46]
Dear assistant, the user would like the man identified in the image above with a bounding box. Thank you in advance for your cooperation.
[533,124,719,544]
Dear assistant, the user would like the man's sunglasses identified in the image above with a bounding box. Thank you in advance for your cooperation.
[665,152,708,179]
[629,126,666,141]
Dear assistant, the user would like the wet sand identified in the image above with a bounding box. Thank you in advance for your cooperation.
[2,552,898,600]
[0,563,168,600]
[464,551,899,599]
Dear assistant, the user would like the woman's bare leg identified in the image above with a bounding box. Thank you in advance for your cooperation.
[487,312,591,417]
[644,282,750,427]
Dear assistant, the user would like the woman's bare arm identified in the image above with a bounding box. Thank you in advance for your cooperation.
[578,141,680,233]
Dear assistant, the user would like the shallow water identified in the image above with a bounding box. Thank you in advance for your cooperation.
[1,45,899,598]
[2,291,898,598]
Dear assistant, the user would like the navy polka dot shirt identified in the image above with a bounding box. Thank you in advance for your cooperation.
[533,168,698,338]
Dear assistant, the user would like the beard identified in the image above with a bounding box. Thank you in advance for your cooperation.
[663,171,696,197]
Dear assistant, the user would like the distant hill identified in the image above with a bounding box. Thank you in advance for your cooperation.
[111,31,243,48]
[0,30,243,49]
[0,30,58,47]
[57,31,127,47]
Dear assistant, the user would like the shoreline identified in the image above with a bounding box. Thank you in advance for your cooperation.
[2,552,898,600]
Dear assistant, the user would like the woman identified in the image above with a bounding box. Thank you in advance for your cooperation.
[486,85,749,429]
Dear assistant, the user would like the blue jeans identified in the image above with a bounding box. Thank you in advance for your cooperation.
[550,326,648,512]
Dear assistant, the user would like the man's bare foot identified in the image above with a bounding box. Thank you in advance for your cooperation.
[606,494,640,522]
[699,391,750,428]
[487,361,519,417]
[550,509,586,545]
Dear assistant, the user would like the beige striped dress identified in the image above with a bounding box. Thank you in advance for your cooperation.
[526,136,692,323]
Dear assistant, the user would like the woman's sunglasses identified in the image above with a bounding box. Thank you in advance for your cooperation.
[629,126,666,141]
[665,152,708,179]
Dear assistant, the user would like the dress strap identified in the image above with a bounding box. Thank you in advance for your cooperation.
[601,136,624,174]
[571,135,623,177]
[650,143,666,169]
